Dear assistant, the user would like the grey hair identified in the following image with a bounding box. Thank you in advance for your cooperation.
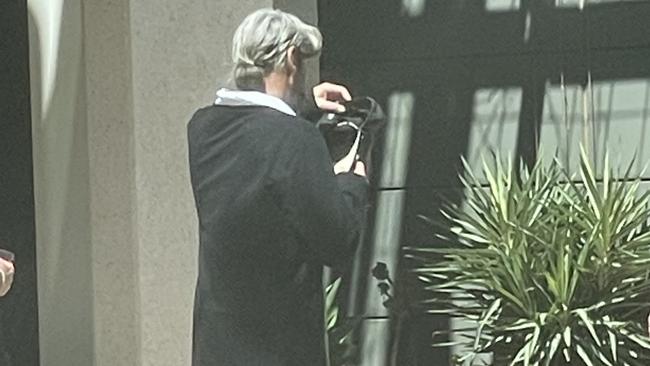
[231,8,322,90]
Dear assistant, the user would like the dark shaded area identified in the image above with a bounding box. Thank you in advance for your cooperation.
[319,0,650,365]
[0,1,40,365]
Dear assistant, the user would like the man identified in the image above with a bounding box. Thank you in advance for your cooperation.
[0,253,14,297]
[187,8,369,366]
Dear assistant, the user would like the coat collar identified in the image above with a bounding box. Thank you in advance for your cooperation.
[214,88,297,116]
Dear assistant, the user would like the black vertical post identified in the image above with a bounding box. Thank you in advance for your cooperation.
[0,1,41,365]
[514,79,545,168]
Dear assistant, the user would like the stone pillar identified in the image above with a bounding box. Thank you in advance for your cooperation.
[83,1,141,365]
[30,1,317,365]
[28,1,95,365]
[126,1,271,364]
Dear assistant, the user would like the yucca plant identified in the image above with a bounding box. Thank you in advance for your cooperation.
[406,148,650,365]
[326,277,361,366]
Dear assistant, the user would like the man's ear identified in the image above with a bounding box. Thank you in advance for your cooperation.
[286,45,298,76]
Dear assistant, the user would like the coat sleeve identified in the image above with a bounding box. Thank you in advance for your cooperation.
[269,122,369,268]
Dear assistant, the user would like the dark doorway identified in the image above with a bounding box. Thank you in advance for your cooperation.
[0,1,40,365]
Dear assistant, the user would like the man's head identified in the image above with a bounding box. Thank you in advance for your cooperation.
[231,9,322,109]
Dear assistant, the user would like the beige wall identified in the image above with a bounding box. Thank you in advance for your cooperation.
[28,0,95,365]
[127,1,272,365]
[83,1,141,365]
[29,1,316,365]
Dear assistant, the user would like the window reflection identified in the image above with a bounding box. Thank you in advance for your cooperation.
[556,0,649,7]
[485,0,521,12]
[379,92,416,188]
[467,88,522,184]
[486,0,649,11]
[539,79,650,178]
[538,81,586,174]
[401,0,426,17]
[592,79,650,177]
[359,92,415,366]
[359,191,406,366]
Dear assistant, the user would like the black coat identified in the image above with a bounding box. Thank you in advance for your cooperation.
[187,105,369,366]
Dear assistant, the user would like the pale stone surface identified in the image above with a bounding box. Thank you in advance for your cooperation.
[128,1,271,364]
[30,1,318,365]
[28,1,95,365]
[83,0,142,365]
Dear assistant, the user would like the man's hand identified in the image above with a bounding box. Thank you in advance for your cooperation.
[0,257,15,297]
[315,82,366,177]
[333,128,366,177]
[352,161,367,177]
[313,82,352,113]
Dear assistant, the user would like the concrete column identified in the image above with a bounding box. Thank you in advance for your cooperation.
[126,1,271,364]
[83,1,141,365]
[30,1,318,365]
[28,1,95,365]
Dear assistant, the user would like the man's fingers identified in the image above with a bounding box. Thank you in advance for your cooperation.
[317,100,346,113]
[0,270,7,297]
[353,161,367,177]
[334,145,356,173]
[0,258,12,271]
[340,88,352,101]
[334,149,355,173]
[0,258,15,296]
[314,82,352,102]
[320,83,352,101]
[348,130,361,159]
[340,131,360,167]
[334,130,362,174]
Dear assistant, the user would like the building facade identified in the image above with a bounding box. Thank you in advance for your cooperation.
[2,0,650,365]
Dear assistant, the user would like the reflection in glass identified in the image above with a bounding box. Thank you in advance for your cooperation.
[592,80,650,177]
[539,79,650,178]
[555,0,585,8]
[379,92,416,188]
[359,92,415,366]
[359,191,406,366]
[359,320,391,366]
[451,291,493,364]
[485,0,521,12]
[447,191,494,364]
[466,88,521,184]
[556,0,649,8]
[538,81,586,174]
[401,0,426,17]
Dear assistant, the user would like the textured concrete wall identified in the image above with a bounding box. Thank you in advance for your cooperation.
[82,0,141,365]
[127,1,271,364]
[30,1,318,365]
